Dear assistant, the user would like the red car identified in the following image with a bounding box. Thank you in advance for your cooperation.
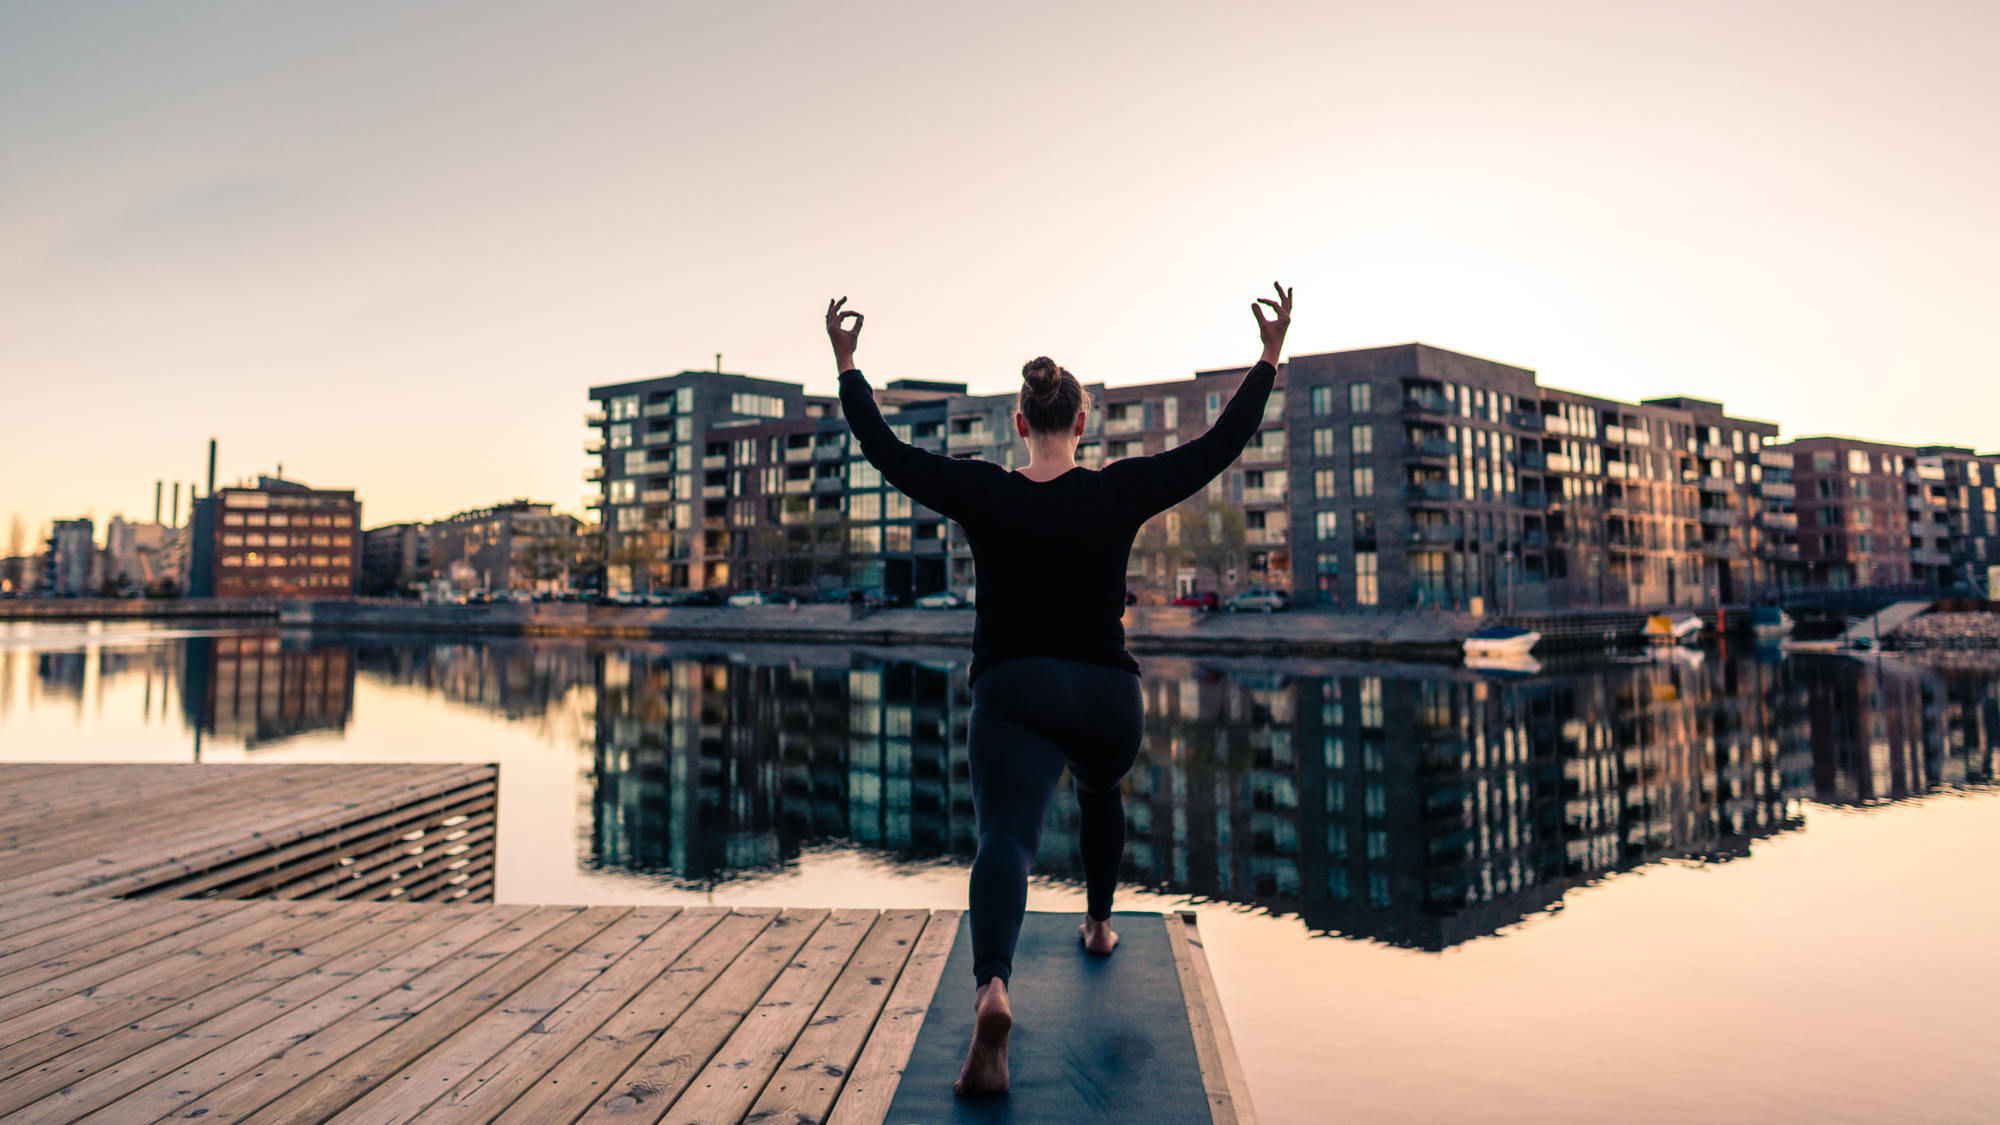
[1173,591,1220,611]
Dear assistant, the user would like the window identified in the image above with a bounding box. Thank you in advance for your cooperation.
[1349,383,1372,413]
[1310,386,1334,416]
[848,526,881,553]
[1351,424,1373,455]
[1315,510,1338,539]
[221,555,242,567]
[1355,550,1379,605]
[1848,450,1871,474]
[609,423,633,450]
[244,552,265,567]
[849,493,882,520]
[1351,466,1374,498]
[730,392,785,418]
[1314,469,1337,500]
[222,534,243,546]
[609,394,640,421]
[1316,552,1339,576]
[1313,427,1336,457]
[1353,510,1376,543]
[847,460,881,488]
[1856,534,1873,552]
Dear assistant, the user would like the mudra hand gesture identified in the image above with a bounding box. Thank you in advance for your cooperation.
[1253,281,1293,366]
[826,297,863,371]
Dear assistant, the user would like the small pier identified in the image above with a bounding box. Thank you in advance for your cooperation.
[0,764,1252,1123]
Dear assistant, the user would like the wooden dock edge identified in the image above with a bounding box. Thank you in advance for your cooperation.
[1168,909,1260,1125]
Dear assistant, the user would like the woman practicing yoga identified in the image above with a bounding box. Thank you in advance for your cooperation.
[827,282,1292,1097]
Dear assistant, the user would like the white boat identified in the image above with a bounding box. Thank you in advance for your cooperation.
[1750,606,1795,639]
[1644,612,1704,645]
[1464,625,1540,659]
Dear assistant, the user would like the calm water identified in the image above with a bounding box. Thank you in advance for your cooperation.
[3,618,1997,1124]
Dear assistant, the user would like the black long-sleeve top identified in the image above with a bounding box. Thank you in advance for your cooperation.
[838,359,1277,686]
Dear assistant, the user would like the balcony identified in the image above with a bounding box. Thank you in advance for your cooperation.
[642,402,677,417]
[1758,510,1798,531]
[1522,529,1548,548]
[640,489,676,504]
[1241,488,1287,505]
[816,440,848,460]
[1246,528,1287,547]
[702,455,727,470]
[1404,481,1456,503]
[584,409,607,426]
[1758,449,1794,469]
[584,439,603,454]
[702,485,727,499]
[1697,476,1734,494]
[1103,415,1144,435]
[1698,508,1739,527]
[1517,450,1546,470]
[1408,524,1465,544]
[785,445,813,462]
[642,430,677,446]
[1759,480,1795,499]
[1518,490,1550,509]
[1506,410,1544,431]
[1408,435,1456,460]
[1243,439,1286,464]
[813,475,844,492]
[584,467,604,482]
[1906,466,1947,484]
[1912,548,1951,566]
[1759,542,1800,561]
[1700,442,1732,461]
[1404,390,1453,417]
[1699,540,1741,559]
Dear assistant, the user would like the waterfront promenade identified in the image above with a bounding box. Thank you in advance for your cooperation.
[0,764,1250,1124]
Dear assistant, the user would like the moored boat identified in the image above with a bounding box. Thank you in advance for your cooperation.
[1464,625,1540,659]
[1643,611,1704,645]
[1750,605,1795,639]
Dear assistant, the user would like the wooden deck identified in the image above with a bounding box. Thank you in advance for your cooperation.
[0,764,1252,1124]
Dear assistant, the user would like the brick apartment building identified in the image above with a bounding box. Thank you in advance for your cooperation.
[188,476,360,597]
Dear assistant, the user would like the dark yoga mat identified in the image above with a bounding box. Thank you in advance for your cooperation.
[883,911,1212,1124]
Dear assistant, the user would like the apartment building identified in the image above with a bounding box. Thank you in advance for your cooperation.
[187,477,361,598]
[427,500,579,594]
[360,522,431,595]
[587,347,1993,607]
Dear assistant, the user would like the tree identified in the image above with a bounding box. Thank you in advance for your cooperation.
[608,536,653,595]
[4,514,22,559]
[1178,496,1247,589]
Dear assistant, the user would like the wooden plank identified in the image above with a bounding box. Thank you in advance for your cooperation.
[405,908,730,1125]
[824,909,962,1125]
[0,903,434,1122]
[558,909,834,1125]
[79,904,531,1125]
[146,793,496,899]
[0,899,156,963]
[482,909,783,1125]
[649,907,879,1125]
[0,766,426,898]
[324,907,685,1125]
[0,900,255,1019]
[229,908,630,1124]
[1,766,495,901]
[1179,913,1258,1125]
[743,908,931,1124]
[0,900,373,1080]
[1164,911,1241,1125]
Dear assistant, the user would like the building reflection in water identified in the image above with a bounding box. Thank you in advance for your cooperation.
[180,632,356,749]
[588,646,1999,951]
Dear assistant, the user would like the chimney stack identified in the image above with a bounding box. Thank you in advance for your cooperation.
[171,482,181,527]
[206,438,217,497]
[154,481,162,524]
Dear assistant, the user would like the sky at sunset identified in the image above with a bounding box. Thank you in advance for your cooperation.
[3,0,1995,545]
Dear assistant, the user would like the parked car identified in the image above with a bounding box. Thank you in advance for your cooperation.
[1223,587,1291,613]
[726,590,770,607]
[914,590,968,609]
[676,589,727,607]
[1173,590,1219,611]
[856,587,910,609]
[814,586,857,604]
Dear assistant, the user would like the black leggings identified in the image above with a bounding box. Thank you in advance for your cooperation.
[966,656,1144,988]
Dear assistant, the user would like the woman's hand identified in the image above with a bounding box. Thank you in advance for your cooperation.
[826,296,864,371]
[1253,281,1292,366]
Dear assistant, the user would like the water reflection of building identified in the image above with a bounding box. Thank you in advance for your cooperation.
[1798,656,2000,804]
[583,647,1996,948]
[181,633,355,748]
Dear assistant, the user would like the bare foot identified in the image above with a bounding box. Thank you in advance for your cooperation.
[1080,915,1119,955]
[954,978,1012,1097]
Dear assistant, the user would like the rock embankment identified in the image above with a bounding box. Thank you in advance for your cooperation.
[1889,611,2000,649]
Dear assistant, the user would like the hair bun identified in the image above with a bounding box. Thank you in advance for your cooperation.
[1021,356,1060,396]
